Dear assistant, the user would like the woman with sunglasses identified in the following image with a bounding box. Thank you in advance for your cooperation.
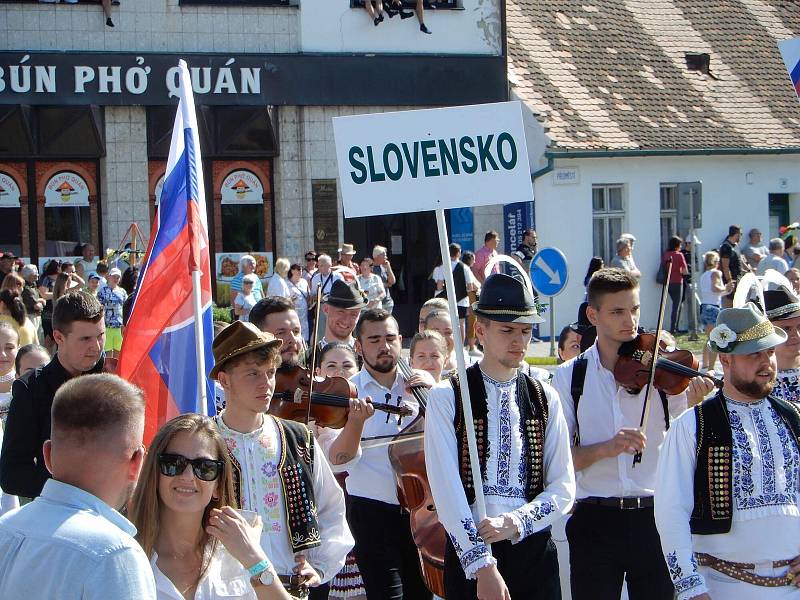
[130,414,290,600]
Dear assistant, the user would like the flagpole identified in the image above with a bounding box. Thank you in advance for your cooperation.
[191,269,208,415]
[434,208,490,543]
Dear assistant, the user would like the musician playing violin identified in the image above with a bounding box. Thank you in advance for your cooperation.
[551,268,714,600]
[327,308,434,600]
[425,272,576,600]
[210,321,354,599]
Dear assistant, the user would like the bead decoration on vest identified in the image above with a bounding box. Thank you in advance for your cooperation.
[707,446,731,519]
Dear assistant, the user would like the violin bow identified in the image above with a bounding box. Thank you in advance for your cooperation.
[303,285,324,426]
[633,258,673,468]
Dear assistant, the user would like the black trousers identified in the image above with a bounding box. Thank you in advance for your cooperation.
[444,529,561,600]
[566,503,673,600]
[668,282,683,333]
[348,495,432,600]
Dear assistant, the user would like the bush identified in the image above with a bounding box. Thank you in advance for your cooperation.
[212,304,233,323]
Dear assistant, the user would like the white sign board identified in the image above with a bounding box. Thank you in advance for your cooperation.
[779,38,800,99]
[0,172,21,208]
[44,172,90,207]
[333,102,533,218]
[221,170,264,205]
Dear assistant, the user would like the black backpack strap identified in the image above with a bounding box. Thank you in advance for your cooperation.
[659,389,670,431]
[570,353,588,446]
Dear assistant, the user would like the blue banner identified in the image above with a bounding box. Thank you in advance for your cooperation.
[503,201,535,253]
[449,207,474,252]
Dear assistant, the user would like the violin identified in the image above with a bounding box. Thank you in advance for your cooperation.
[388,359,447,598]
[270,365,411,429]
[614,332,723,395]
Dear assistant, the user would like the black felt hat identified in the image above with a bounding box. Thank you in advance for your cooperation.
[324,279,368,310]
[765,288,800,321]
[472,273,543,324]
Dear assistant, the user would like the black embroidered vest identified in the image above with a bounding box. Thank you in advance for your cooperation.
[691,390,800,534]
[227,416,322,553]
[451,363,548,505]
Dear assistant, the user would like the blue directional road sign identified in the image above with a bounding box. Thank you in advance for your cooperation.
[530,247,568,296]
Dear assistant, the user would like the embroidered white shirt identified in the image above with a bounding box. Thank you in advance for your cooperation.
[214,414,353,583]
[424,370,575,579]
[330,368,419,505]
[775,369,800,406]
[551,344,688,498]
[655,397,800,600]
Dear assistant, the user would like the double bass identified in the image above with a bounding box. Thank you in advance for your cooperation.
[388,358,447,598]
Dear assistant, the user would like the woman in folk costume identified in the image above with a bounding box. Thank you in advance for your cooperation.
[655,301,800,599]
[424,272,576,600]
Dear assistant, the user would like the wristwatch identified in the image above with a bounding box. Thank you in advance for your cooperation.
[250,565,275,588]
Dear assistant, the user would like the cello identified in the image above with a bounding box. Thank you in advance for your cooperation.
[388,358,447,598]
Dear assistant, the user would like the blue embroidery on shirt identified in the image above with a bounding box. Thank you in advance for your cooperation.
[666,551,703,594]
[517,501,555,538]
[775,370,800,406]
[752,405,776,494]
[482,484,526,500]
[447,533,463,555]
[459,545,490,571]
[770,404,800,497]
[461,517,481,545]
[730,409,755,499]
[497,388,512,486]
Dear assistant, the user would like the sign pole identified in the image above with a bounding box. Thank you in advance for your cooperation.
[549,296,556,357]
[434,209,490,534]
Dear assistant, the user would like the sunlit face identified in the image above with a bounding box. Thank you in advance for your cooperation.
[359,259,373,277]
[61,264,75,275]
[261,310,303,364]
[356,318,401,375]
[324,304,360,341]
[418,306,438,333]
[587,288,640,345]
[558,330,582,363]
[16,348,48,377]
[410,339,446,382]
[242,261,255,275]
[217,355,277,414]
[88,278,100,291]
[158,431,220,517]
[53,320,105,374]
[475,319,532,369]
[0,328,19,375]
[83,244,95,261]
[425,315,454,353]
[720,349,776,399]
[242,281,255,294]
[787,271,800,295]
[316,347,358,379]
[108,274,121,288]
[774,316,800,368]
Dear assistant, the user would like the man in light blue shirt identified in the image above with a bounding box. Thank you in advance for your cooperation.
[0,374,155,599]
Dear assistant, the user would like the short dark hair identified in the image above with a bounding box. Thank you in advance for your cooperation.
[485,230,499,243]
[355,308,396,340]
[52,291,103,334]
[523,229,536,238]
[667,235,683,251]
[448,243,461,259]
[249,296,296,331]
[728,225,741,237]
[43,259,61,277]
[586,268,639,308]
[51,374,145,446]
[95,262,109,275]
[557,325,576,352]
[319,342,357,364]
[219,344,281,373]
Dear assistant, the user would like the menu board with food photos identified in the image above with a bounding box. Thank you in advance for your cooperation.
[215,252,273,306]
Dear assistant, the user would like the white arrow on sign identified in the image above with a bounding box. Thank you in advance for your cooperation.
[535,255,561,286]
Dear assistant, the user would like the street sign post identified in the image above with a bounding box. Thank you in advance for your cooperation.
[334,101,533,551]
[530,247,569,356]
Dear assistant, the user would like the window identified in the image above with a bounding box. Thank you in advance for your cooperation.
[660,184,678,252]
[592,184,625,264]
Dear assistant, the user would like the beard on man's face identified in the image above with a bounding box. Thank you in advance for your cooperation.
[730,371,775,399]
[365,350,396,374]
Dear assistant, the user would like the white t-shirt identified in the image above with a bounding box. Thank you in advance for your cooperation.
[433,260,477,308]
[234,292,257,322]
[266,275,292,299]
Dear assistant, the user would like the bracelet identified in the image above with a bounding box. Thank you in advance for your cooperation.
[247,558,271,577]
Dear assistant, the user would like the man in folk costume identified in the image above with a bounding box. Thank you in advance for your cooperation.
[655,302,800,599]
[425,272,576,600]
[765,287,800,406]
[551,268,713,600]
[210,321,354,599]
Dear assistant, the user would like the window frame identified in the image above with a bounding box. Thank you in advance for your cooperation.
[591,183,626,265]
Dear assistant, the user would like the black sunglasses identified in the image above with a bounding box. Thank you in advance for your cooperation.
[158,453,224,482]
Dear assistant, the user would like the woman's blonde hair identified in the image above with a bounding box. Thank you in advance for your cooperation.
[274,257,290,278]
[1,272,25,292]
[703,250,720,270]
[130,414,237,559]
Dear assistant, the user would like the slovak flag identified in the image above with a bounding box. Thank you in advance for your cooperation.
[118,60,215,444]
[778,38,800,99]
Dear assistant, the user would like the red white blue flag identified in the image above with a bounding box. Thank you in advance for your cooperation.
[779,38,800,99]
[118,60,215,443]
